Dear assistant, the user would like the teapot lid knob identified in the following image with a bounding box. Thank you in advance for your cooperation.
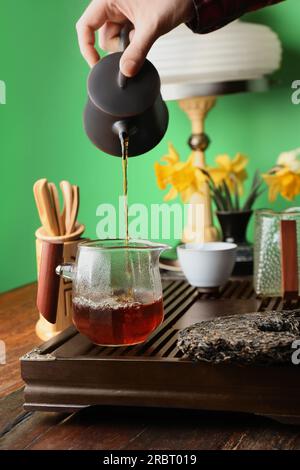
[87,53,161,118]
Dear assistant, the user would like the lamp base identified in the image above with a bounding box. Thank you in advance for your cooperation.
[179,96,219,243]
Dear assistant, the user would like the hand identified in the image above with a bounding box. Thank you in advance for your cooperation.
[76,0,194,77]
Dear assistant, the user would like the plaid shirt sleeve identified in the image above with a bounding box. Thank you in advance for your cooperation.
[187,0,284,34]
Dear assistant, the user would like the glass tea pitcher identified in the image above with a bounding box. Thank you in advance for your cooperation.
[56,239,169,346]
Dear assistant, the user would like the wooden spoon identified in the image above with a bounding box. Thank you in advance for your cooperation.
[48,182,64,236]
[66,185,79,235]
[60,180,73,235]
[33,179,59,236]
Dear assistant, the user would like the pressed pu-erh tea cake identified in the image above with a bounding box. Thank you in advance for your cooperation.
[178,310,300,364]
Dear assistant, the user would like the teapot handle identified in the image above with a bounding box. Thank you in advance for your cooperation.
[118,23,131,89]
[120,23,130,51]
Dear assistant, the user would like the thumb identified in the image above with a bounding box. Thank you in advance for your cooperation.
[119,26,156,77]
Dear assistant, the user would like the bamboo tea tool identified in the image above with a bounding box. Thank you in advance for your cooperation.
[67,185,79,235]
[33,179,80,237]
[60,180,73,235]
[33,179,58,236]
[48,182,64,235]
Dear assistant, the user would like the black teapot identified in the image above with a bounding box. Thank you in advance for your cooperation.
[83,26,169,157]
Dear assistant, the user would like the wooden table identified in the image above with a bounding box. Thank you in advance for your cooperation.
[1,283,300,450]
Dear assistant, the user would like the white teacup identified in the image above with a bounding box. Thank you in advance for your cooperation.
[177,242,237,288]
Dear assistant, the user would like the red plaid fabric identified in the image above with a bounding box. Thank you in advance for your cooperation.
[187,0,283,33]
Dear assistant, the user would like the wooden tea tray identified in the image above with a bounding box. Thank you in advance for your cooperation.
[21,279,300,424]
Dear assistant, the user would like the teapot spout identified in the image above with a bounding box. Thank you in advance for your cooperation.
[112,120,129,140]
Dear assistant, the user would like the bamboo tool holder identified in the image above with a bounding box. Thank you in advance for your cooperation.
[35,223,85,341]
[179,96,219,243]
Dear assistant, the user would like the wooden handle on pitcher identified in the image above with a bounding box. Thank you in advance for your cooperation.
[37,241,64,324]
[280,220,299,300]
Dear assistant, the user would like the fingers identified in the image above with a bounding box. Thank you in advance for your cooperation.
[119,26,157,77]
[76,0,107,66]
[76,23,100,66]
[98,22,124,52]
[77,0,159,75]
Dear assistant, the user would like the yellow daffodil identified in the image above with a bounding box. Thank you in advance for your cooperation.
[154,143,207,202]
[208,153,248,194]
[277,148,300,172]
[263,169,300,201]
[263,148,300,201]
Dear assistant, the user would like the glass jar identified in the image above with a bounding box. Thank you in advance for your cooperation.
[254,209,300,298]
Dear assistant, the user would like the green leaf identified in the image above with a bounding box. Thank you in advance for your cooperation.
[209,182,226,210]
[233,179,240,211]
[222,181,234,211]
[241,171,264,211]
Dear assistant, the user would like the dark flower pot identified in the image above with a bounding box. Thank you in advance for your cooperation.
[216,210,253,276]
[216,210,253,244]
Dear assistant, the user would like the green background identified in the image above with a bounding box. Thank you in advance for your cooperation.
[0,0,299,293]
